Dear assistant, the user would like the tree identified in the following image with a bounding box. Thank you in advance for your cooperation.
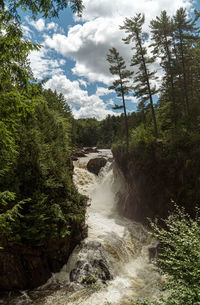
[173,8,199,116]
[150,11,178,130]
[121,14,159,138]
[107,47,133,151]
[6,0,84,19]
[137,204,200,305]
[0,10,42,175]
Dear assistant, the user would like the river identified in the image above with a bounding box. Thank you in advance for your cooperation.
[1,149,161,305]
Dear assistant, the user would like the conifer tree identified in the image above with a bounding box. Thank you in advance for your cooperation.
[150,11,178,129]
[107,47,133,151]
[121,14,159,138]
[173,8,199,116]
[5,0,84,18]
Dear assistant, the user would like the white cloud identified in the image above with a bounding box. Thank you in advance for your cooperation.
[44,74,117,120]
[47,22,58,31]
[28,18,45,32]
[27,0,193,119]
[81,0,191,21]
[126,96,139,104]
[78,79,88,87]
[26,17,59,33]
[106,99,115,106]
[29,48,65,80]
[21,25,33,38]
[43,0,192,85]
[59,59,66,65]
[96,86,114,96]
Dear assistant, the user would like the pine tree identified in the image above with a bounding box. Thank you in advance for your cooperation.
[6,0,84,19]
[121,14,159,138]
[150,11,178,130]
[107,47,133,151]
[173,8,199,116]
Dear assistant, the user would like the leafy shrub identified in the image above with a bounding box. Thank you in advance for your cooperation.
[137,203,200,305]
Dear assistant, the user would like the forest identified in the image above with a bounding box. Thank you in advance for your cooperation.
[0,0,200,304]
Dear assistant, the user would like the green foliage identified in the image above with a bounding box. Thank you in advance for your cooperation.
[120,13,159,138]
[137,204,200,305]
[6,0,84,19]
[0,10,87,248]
[0,91,87,248]
[107,47,133,150]
[113,8,200,214]
[130,125,156,148]
[0,10,43,175]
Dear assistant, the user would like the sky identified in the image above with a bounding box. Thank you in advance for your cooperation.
[20,0,197,120]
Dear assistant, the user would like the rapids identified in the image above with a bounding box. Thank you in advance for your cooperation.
[1,149,162,305]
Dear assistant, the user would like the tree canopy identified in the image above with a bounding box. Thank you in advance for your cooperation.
[3,0,84,18]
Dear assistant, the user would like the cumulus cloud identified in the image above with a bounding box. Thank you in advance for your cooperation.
[43,0,192,84]
[27,0,193,119]
[96,86,114,96]
[44,74,117,119]
[47,22,58,31]
[44,16,129,84]
[26,17,59,33]
[81,0,191,22]
[126,96,139,104]
[78,79,88,87]
[29,48,65,80]
[21,25,33,38]
[28,18,45,32]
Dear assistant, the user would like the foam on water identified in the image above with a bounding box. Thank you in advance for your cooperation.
[2,149,161,305]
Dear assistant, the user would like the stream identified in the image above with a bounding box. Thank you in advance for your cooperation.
[1,149,162,305]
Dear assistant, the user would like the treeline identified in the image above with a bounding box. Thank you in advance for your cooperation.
[0,10,86,254]
[107,9,200,305]
[109,8,200,214]
[108,9,200,142]
[72,111,141,148]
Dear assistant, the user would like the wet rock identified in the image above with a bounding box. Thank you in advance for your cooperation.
[148,246,158,261]
[71,147,99,161]
[85,241,101,249]
[71,150,86,160]
[0,221,87,291]
[83,147,99,154]
[87,158,107,175]
[80,223,88,239]
[70,241,112,286]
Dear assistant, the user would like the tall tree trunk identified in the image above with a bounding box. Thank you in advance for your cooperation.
[164,34,177,130]
[121,90,129,152]
[137,34,158,138]
[178,28,189,116]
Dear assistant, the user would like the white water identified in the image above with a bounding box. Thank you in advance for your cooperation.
[2,149,162,305]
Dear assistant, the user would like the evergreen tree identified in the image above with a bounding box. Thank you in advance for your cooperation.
[6,0,84,18]
[150,11,178,130]
[121,14,159,138]
[0,10,41,175]
[107,47,133,151]
[173,8,199,116]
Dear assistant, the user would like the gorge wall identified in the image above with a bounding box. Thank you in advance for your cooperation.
[0,221,87,291]
[112,142,200,223]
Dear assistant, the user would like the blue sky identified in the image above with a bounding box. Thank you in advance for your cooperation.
[20,0,197,120]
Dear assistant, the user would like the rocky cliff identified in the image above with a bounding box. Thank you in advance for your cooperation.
[0,222,87,291]
[112,144,179,223]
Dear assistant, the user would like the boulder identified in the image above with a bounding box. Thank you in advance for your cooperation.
[87,158,107,175]
[70,150,86,161]
[70,241,112,285]
[83,147,99,154]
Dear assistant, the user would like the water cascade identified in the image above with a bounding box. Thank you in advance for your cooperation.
[1,150,161,305]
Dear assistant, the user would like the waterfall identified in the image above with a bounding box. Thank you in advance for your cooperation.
[2,149,161,305]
